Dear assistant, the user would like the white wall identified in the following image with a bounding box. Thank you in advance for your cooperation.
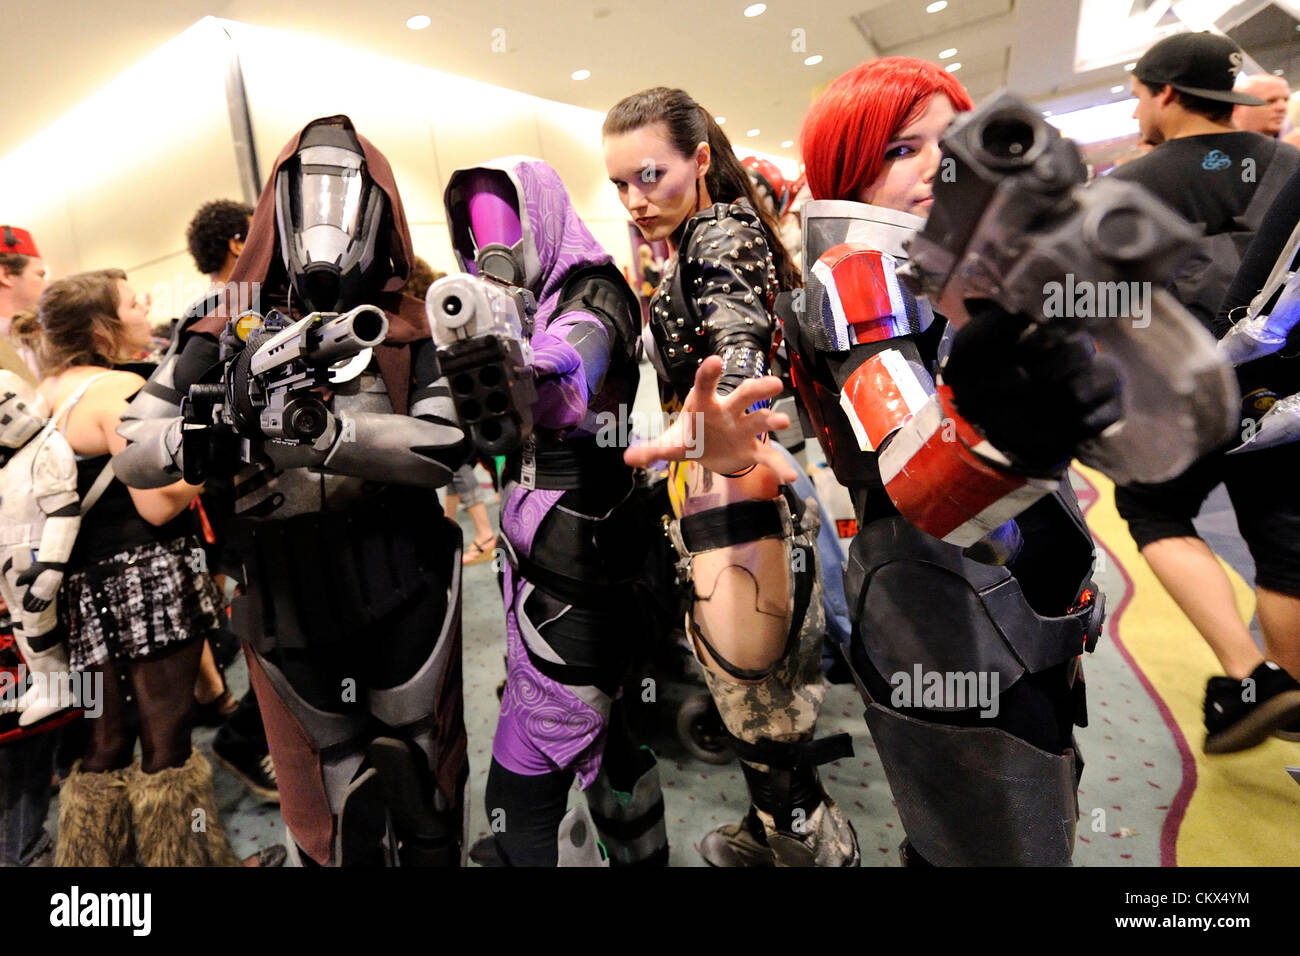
[229,20,654,281]
[0,19,242,318]
[0,18,649,316]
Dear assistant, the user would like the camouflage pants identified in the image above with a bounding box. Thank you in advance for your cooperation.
[673,496,860,865]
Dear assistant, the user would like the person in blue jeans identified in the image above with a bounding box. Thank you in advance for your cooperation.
[0,728,56,866]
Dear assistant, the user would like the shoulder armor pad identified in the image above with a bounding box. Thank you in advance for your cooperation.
[809,244,934,349]
[555,262,641,358]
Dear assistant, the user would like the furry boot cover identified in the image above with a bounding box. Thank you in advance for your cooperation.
[127,749,238,867]
[55,762,136,867]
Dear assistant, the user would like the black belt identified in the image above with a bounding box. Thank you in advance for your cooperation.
[679,499,785,552]
[511,548,634,612]
[504,438,630,491]
[727,733,855,770]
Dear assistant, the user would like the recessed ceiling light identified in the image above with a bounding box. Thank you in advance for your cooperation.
[571,69,591,80]
[716,116,726,125]
[1042,110,1053,117]
[939,48,957,59]
[405,14,431,30]
[1111,84,1124,93]
[1274,68,1286,75]
[926,1,948,12]
[1124,61,1137,71]
[945,62,961,73]
[781,140,794,148]
[804,55,823,66]
[747,128,760,137]
[744,3,767,16]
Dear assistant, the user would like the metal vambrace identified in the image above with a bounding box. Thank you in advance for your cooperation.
[837,345,1041,555]
[315,412,459,488]
[113,416,186,488]
[877,385,1057,548]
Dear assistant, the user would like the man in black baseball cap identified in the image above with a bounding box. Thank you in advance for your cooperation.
[1132,31,1265,115]
[1110,31,1300,757]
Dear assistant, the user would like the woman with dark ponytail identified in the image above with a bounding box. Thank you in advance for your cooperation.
[603,87,859,867]
[604,88,797,293]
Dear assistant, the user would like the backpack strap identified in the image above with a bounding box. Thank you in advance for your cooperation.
[51,371,118,516]
[79,460,116,515]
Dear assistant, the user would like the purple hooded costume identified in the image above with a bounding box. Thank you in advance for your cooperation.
[444,158,644,787]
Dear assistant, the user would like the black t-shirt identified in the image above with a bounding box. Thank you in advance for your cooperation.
[66,362,196,568]
[1108,132,1296,237]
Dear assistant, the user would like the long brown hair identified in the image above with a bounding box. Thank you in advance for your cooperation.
[603,87,798,290]
[13,269,133,375]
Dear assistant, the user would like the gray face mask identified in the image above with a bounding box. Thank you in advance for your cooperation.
[275,123,388,313]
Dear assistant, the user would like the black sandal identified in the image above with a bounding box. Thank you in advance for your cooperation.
[462,536,498,566]
[193,687,238,728]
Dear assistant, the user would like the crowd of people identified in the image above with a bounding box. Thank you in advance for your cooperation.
[0,29,1297,868]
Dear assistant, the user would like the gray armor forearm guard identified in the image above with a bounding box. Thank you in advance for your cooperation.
[117,409,462,490]
[113,330,219,488]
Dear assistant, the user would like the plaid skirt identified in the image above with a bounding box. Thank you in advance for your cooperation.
[63,535,224,672]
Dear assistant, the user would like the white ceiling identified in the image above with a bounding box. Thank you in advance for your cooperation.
[0,0,1192,163]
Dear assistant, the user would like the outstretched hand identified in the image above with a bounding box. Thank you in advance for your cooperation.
[624,356,797,483]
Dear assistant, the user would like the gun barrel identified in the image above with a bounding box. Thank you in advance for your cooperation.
[426,274,528,346]
[965,104,1052,172]
[307,305,388,367]
[427,275,486,345]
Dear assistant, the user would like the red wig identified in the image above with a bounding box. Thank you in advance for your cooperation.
[800,57,974,202]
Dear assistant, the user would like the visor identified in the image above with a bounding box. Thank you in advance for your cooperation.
[275,124,387,312]
[444,158,543,289]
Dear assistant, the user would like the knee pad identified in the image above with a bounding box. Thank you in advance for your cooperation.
[585,752,669,867]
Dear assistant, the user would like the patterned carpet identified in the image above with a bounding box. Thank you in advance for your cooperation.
[193,459,1299,867]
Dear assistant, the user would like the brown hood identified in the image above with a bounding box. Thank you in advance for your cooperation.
[193,115,428,411]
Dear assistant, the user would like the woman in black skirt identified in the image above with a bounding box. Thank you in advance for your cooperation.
[15,269,237,866]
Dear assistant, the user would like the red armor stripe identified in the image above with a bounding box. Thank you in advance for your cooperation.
[879,388,1056,546]
[839,348,933,452]
[813,244,913,346]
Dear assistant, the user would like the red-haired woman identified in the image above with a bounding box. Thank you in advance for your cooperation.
[635,60,1123,865]
[784,58,1120,865]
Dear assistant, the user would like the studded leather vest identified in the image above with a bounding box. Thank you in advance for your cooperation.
[647,200,778,407]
